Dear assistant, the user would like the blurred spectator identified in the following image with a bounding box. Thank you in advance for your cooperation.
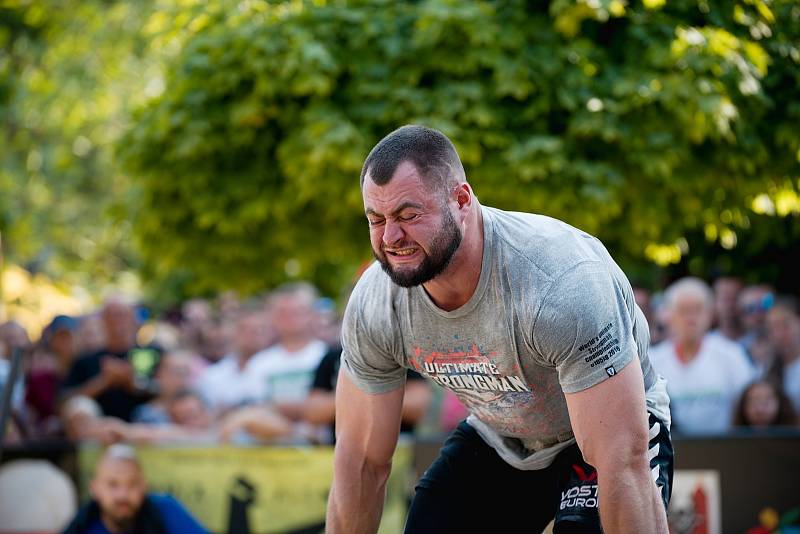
[217,404,292,443]
[304,346,432,443]
[650,277,755,434]
[711,276,745,342]
[738,284,774,372]
[75,314,107,355]
[732,380,797,429]
[62,394,213,446]
[633,286,665,346]
[180,298,214,357]
[62,444,209,534]
[312,297,342,346]
[199,318,234,363]
[765,297,800,413]
[0,320,29,425]
[439,389,469,433]
[132,350,197,425]
[62,396,127,445]
[26,315,79,437]
[217,291,241,322]
[252,283,328,421]
[61,297,162,421]
[196,307,271,411]
[166,390,213,431]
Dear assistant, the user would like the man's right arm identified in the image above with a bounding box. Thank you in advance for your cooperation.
[326,369,404,534]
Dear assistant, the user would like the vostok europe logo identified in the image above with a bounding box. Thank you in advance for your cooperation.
[560,465,599,510]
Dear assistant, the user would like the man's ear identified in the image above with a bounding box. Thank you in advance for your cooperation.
[455,183,473,210]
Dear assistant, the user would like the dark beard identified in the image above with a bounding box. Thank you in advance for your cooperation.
[374,207,462,288]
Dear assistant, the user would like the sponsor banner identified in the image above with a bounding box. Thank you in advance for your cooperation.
[78,444,412,534]
[667,470,721,534]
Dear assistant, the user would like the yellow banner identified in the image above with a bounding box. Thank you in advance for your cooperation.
[78,444,412,534]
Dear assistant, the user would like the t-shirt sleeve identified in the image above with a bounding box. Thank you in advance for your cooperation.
[339,276,406,395]
[533,261,638,394]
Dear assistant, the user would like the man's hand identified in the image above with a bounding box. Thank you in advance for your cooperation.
[565,357,668,533]
[100,357,136,390]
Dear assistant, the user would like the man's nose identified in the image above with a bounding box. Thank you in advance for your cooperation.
[382,220,404,246]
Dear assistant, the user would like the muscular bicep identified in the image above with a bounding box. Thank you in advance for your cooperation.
[335,367,404,465]
[564,356,649,470]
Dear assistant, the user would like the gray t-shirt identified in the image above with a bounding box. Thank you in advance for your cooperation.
[341,206,669,469]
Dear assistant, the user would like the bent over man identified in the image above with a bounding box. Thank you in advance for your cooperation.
[326,125,672,533]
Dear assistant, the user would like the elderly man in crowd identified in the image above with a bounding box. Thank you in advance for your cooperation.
[650,277,755,433]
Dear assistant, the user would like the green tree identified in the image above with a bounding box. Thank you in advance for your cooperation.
[115,0,798,298]
[1,0,208,300]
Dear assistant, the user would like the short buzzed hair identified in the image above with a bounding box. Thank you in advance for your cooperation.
[360,125,466,195]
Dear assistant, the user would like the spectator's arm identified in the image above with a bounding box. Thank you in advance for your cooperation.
[218,405,292,442]
[400,378,431,426]
[303,389,336,425]
[272,400,308,421]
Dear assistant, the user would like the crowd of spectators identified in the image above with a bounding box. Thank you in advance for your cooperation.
[635,276,799,434]
[1,276,799,450]
[0,282,433,448]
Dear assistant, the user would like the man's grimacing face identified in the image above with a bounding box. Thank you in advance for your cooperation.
[363,161,462,288]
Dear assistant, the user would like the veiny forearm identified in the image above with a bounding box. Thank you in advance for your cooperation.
[598,463,668,533]
[326,450,392,534]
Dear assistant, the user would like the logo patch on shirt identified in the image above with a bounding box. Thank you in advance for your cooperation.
[605,365,617,377]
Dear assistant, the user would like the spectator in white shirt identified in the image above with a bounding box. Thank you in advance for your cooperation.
[650,277,755,434]
[251,283,328,423]
[196,306,272,412]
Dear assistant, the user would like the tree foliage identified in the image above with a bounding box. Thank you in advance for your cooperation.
[0,1,160,292]
[3,0,798,305]
[121,0,800,299]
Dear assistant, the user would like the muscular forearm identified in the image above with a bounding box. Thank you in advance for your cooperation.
[326,451,392,534]
[598,464,668,533]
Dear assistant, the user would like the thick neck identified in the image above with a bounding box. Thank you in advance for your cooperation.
[423,205,484,311]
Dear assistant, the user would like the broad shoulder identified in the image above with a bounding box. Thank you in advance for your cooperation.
[485,207,610,281]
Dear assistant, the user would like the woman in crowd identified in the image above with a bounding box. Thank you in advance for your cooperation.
[732,380,797,429]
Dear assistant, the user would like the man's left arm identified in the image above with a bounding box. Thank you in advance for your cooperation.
[564,356,667,533]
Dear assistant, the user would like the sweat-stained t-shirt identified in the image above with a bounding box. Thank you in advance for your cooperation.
[341,206,670,470]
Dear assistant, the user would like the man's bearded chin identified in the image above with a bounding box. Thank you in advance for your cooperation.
[375,210,462,288]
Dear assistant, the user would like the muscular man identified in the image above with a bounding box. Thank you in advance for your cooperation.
[326,125,672,533]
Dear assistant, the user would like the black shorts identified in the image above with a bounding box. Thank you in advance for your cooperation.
[404,413,672,533]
